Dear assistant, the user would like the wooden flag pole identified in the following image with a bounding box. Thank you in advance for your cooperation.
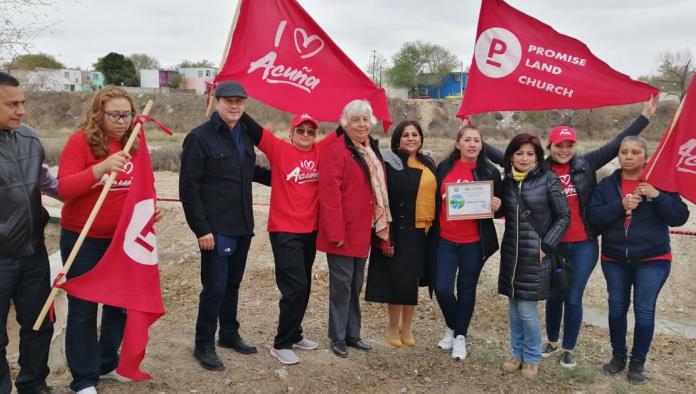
[205,0,244,117]
[33,100,155,331]
[643,92,688,180]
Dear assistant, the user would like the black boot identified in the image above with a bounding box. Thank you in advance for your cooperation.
[193,348,225,371]
[627,359,646,385]
[601,354,627,374]
[218,334,258,354]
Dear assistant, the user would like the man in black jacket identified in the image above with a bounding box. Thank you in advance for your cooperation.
[0,72,58,394]
[180,81,271,371]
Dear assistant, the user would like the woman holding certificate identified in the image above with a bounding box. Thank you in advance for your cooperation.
[432,126,502,361]
[365,120,437,348]
[498,133,569,379]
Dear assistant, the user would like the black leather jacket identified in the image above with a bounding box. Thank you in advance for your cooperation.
[0,125,49,257]
[498,165,570,301]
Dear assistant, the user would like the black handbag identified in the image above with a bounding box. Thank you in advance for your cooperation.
[512,186,573,292]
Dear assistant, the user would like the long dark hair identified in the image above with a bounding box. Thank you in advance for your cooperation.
[445,126,488,168]
[391,120,424,153]
[503,133,544,174]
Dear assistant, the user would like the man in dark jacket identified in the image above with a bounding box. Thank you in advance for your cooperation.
[0,72,58,394]
[180,81,271,371]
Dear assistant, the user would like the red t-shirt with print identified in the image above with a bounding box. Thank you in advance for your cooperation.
[602,177,672,262]
[552,163,588,242]
[58,131,134,238]
[258,129,338,233]
[439,160,480,244]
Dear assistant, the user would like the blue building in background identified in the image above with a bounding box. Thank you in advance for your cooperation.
[424,72,468,99]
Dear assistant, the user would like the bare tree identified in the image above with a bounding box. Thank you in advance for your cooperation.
[365,50,387,87]
[647,50,695,100]
[0,1,56,62]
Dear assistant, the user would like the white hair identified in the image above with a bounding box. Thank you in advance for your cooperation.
[339,99,377,127]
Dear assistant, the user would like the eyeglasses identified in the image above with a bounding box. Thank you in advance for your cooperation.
[294,127,316,136]
[104,111,135,122]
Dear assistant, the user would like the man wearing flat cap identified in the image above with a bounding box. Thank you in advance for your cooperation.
[180,80,271,371]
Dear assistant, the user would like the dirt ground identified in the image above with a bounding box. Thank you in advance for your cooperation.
[28,167,695,394]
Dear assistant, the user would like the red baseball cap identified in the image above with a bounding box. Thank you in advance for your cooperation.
[291,113,319,129]
[548,126,577,144]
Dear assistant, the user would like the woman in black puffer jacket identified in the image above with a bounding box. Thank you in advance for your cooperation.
[498,133,570,379]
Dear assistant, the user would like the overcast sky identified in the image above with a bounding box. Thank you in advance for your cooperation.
[24,0,696,78]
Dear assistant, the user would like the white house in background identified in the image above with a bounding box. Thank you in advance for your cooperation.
[178,67,217,94]
[15,68,83,91]
[12,69,104,92]
[140,69,160,89]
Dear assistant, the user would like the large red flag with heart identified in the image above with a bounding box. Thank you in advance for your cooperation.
[458,0,658,119]
[215,0,391,130]
[642,78,696,204]
[61,132,164,381]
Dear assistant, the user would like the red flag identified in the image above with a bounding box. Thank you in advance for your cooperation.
[215,0,391,130]
[458,0,658,118]
[61,132,164,381]
[643,78,696,204]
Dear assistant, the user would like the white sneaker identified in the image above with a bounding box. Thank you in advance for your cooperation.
[437,327,454,350]
[100,369,132,382]
[293,338,319,350]
[451,335,467,361]
[271,347,300,365]
[76,387,97,394]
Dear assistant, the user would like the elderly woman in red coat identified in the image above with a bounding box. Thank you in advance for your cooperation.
[317,99,391,358]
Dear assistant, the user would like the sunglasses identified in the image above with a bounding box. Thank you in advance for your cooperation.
[294,127,316,136]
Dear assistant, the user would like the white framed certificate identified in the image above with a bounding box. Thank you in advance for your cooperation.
[445,180,494,220]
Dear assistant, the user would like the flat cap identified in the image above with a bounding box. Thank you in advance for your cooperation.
[215,80,248,98]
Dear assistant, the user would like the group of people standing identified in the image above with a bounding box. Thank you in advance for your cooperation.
[0,71,689,394]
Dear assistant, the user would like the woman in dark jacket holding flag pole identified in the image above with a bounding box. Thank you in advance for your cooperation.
[58,86,162,394]
[587,136,689,385]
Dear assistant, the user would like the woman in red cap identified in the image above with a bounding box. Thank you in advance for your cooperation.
[240,112,340,365]
[486,96,658,368]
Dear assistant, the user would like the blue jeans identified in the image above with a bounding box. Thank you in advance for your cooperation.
[509,299,542,364]
[195,234,251,350]
[601,260,670,362]
[545,239,599,349]
[434,238,484,338]
[61,229,126,392]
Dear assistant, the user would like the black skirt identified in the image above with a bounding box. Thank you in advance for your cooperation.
[365,227,429,305]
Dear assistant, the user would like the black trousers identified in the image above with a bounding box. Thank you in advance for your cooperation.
[61,229,126,392]
[269,232,316,349]
[195,235,252,351]
[0,246,53,394]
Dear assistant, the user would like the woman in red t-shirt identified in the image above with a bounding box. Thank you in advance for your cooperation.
[239,112,339,365]
[58,86,161,393]
[433,126,503,361]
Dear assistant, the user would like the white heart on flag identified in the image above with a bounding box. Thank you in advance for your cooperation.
[294,28,324,59]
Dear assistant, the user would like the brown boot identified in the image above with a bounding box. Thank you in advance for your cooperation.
[502,358,522,372]
[521,363,539,379]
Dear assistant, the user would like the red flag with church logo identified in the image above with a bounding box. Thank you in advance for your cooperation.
[458,0,658,119]
[61,132,164,381]
[643,78,696,204]
[215,0,391,130]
